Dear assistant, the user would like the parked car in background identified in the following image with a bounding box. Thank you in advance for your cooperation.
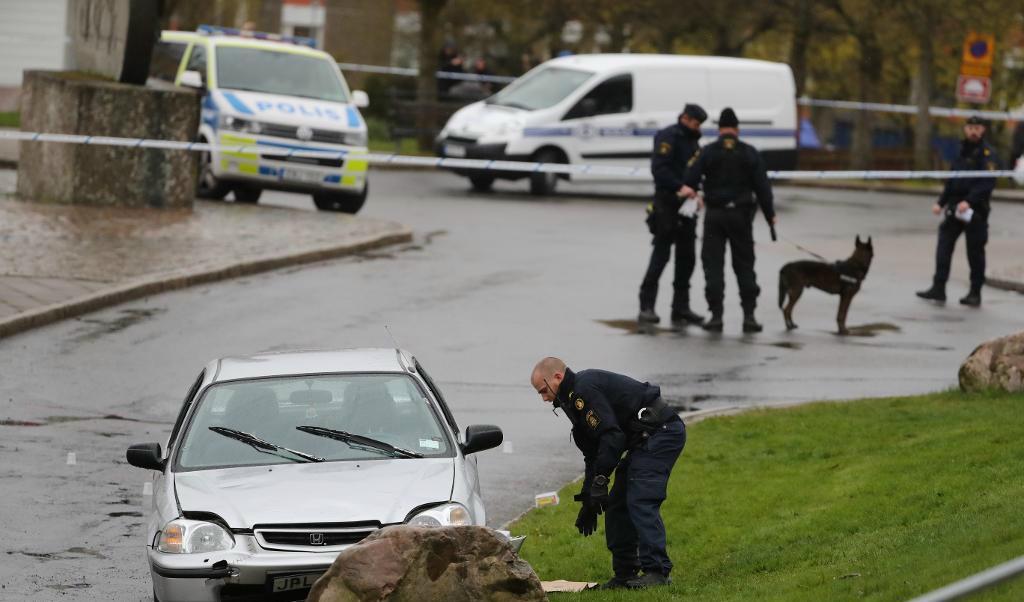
[150,26,371,213]
[126,348,509,602]
[436,53,797,195]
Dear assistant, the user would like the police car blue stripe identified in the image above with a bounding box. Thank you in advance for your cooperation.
[254,139,351,153]
[346,106,362,128]
[220,91,254,115]
[523,126,795,138]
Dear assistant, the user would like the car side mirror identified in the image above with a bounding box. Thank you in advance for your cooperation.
[179,70,204,89]
[352,90,369,108]
[127,442,166,471]
[462,424,503,455]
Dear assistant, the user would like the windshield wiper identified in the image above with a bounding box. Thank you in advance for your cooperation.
[487,100,531,110]
[296,426,423,459]
[209,426,324,463]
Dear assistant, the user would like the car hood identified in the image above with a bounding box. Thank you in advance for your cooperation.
[444,101,530,139]
[212,89,363,131]
[174,458,454,528]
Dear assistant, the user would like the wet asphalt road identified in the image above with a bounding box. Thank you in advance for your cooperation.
[1,170,1022,600]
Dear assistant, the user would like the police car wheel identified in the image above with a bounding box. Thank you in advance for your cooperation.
[529,149,561,196]
[232,185,262,204]
[313,185,367,214]
[469,175,495,192]
[196,146,230,200]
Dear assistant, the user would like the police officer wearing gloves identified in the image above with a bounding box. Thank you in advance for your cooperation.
[681,107,776,333]
[638,103,708,328]
[916,116,1000,307]
[530,357,686,590]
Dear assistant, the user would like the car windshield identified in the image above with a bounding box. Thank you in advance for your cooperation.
[177,374,451,470]
[215,46,348,102]
[486,66,593,111]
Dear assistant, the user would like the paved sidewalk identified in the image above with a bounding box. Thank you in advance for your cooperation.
[0,169,411,338]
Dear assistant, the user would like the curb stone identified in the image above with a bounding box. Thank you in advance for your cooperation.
[0,228,412,340]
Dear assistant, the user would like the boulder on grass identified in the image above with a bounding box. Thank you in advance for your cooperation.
[307,526,546,602]
[959,331,1024,393]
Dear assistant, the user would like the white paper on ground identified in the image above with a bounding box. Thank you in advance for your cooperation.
[680,198,698,218]
[541,580,598,592]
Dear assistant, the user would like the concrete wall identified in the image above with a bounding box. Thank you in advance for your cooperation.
[0,0,71,87]
[17,71,200,209]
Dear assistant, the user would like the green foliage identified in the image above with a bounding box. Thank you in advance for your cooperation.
[0,112,19,128]
[512,391,1024,601]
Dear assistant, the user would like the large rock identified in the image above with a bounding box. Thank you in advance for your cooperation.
[17,70,199,209]
[959,331,1024,393]
[307,526,546,602]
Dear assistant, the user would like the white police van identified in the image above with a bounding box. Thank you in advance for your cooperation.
[150,26,370,213]
[436,54,797,195]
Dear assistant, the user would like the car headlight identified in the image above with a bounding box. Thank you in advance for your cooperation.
[344,131,368,146]
[496,120,524,136]
[408,503,472,527]
[157,519,234,554]
[220,115,262,134]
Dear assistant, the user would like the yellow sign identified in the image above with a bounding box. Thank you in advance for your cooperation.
[962,32,995,67]
[960,63,991,78]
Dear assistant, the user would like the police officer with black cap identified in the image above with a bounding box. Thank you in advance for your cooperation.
[916,115,1000,307]
[638,103,708,328]
[681,107,776,333]
[530,357,686,590]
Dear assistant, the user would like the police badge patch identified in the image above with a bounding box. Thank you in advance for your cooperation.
[723,138,736,150]
[586,410,600,429]
[574,398,585,410]
[658,142,671,155]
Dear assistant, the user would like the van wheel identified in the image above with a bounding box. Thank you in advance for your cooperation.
[233,185,262,204]
[313,184,368,214]
[469,175,495,192]
[529,149,561,196]
[196,141,230,200]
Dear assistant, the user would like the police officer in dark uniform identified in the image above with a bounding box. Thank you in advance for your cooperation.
[681,107,776,333]
[638,104,708,328]
[530,357,686,590]
[916,116,1000,307]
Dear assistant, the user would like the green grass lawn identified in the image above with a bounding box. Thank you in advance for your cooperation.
[0,111,19,128]
[511,391,1024,601]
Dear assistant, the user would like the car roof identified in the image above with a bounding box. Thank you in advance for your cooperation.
[545,53,790,74]
[211,348,414,382]
[159,30,329,59]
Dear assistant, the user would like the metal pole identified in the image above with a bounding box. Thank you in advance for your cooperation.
[906,555,1024,602]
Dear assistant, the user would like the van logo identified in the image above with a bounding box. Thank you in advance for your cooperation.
[309,533,325,545]
[296,126,314,141]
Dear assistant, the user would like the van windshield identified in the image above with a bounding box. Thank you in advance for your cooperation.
[487,66,593,111]
[215,46,348,102]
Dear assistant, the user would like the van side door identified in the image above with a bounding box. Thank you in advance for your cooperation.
[560,74,642,176]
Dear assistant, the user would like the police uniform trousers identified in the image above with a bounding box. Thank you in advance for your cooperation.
[933,208,989,291]
[702,206,760,313]
[605,418,686,577]
[639,190,697,314]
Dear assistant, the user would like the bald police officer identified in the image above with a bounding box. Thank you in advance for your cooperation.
[681,107,776,333]
[530,357,686,590]
[638,104,708,328]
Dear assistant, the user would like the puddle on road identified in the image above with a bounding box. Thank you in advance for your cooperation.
[895,314,966,323]
[72,307,166,341]
[768,341,803,350]
[0,419,44,427]
[597,319,678,335]
[45,583,92,591]
[841,322,901,337]
[107,511,142,518]
[1,413,156,428]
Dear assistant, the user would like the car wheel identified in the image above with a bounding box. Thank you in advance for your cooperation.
[233,185,262,204]
[469,175,495,192]
[196,141,230,200]
[313,184,368,214]
[529,149,562,196]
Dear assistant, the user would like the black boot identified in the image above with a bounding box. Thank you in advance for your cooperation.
[626,571,672,589]
[599,574,637,590]
[742,310,763,333]
[916,285,946,303]
[671,307,704,328]
[638,308,660,324]
[702,311,723,332]
[959,289,981,307]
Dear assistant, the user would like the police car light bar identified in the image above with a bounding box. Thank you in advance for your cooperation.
[196,25,317,49]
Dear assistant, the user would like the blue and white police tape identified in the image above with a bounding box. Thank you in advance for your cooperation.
[336,62,516,84]
[798,97,1024,122]
[1,130,1020,181]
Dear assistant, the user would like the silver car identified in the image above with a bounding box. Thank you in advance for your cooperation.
[126,348,506,602]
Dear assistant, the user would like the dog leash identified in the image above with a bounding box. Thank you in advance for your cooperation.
[779,235,829,262]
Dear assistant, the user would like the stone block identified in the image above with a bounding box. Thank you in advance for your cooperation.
[959,331,1024,393]
[17,70,199,209]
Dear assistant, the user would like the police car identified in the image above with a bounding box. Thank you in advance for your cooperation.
[150,26,370,213]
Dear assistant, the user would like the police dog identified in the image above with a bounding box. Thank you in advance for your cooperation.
[778,236,873,335]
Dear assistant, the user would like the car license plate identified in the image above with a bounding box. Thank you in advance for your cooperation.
[444,144,466,158]
[282,168,323,184]
[271,572,323,593]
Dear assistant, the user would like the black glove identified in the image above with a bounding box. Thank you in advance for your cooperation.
[575,504,598,537]
[588,474,610,512]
